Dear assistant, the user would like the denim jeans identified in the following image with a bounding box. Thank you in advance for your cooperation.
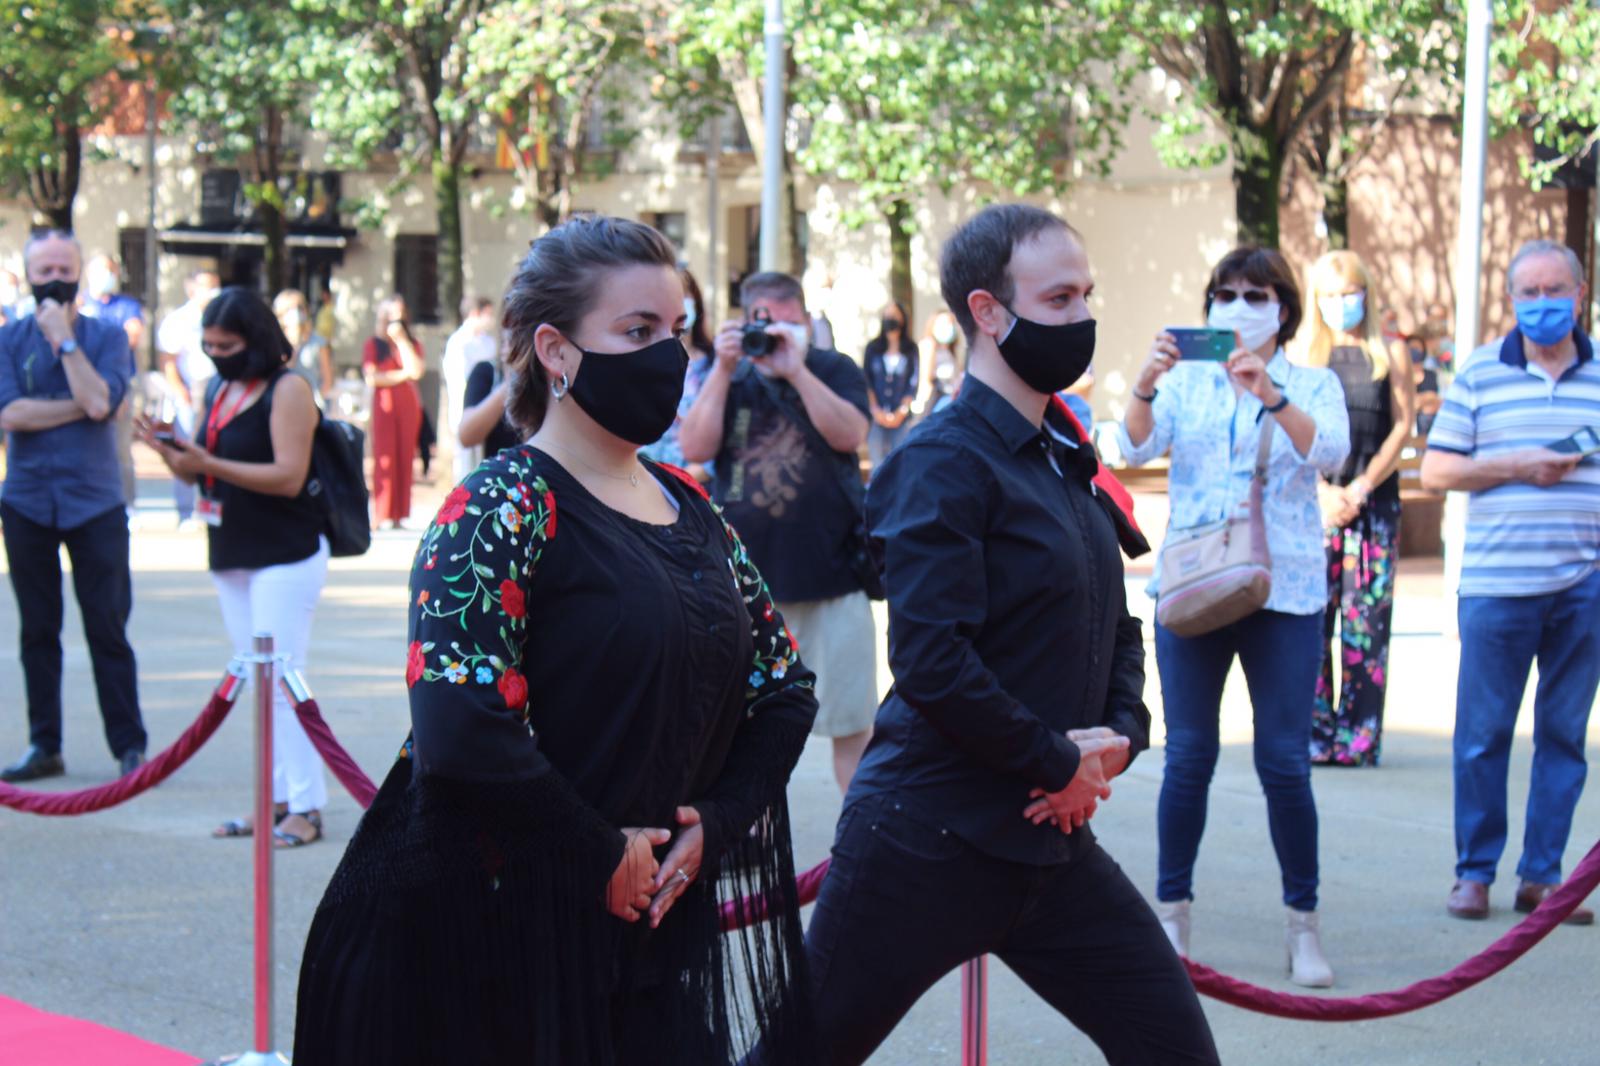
[1155,609,1323,911]
[1455,568,1600,886]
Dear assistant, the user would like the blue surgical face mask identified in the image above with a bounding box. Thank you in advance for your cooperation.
[1515,297,1576,347]
[1318,292,1365,333]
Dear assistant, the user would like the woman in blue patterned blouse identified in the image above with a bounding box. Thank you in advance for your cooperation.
[1118,247,1350,988]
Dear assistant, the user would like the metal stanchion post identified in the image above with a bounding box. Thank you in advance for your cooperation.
[961,956,987,1066]
[207,634,290,1065]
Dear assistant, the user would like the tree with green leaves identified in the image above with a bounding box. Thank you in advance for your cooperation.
[0,0,137,230]
[660,2,1128,308]
[792,1,1129,310]
[1488,0,1600,189]
[1291,13,1457,250]
[294,0,492,325]
[163,0,321,293]
[1086,1,1450,248]
[466,0,651,230]
[659,0,804,275]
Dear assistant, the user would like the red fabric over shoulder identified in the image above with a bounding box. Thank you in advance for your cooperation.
[1049,394,1141,536]
[656,462,712,502]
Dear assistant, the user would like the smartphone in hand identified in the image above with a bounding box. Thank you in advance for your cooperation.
[1548,426,1600,457]
[1167,328,1235,361]
[149,420,181,447]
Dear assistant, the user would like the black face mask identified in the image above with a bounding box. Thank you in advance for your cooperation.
[997,308,1096,395]
[32,279,78,307]
[209,351,250,381]
[882,317,903,334]
[566,335,689,445]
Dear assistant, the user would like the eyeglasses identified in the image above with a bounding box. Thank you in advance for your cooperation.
[1512,284,1578,302]
[1210,288,1276,307]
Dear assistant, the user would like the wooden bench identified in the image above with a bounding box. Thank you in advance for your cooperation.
[1397,435,1444,557]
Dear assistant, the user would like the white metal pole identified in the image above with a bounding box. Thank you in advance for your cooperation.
[1454,0,1492,363]
[759,0,785,271]
[708,112,722,317]
[1444,0,1492,636]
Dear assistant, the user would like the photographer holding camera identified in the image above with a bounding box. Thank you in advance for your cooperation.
[680,272,875,794]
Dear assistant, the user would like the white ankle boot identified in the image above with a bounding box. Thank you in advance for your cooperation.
[1156,900,1191,958]
[1285,907,1334,987]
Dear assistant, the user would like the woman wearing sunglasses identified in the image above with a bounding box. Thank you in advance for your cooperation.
[1117,247,1350,987]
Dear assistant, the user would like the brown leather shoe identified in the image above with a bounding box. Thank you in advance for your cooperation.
[1447,879,1490,920]
[1514,881,1595,926]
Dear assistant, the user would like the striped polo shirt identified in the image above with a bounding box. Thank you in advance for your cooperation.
[1427,328,1600,597]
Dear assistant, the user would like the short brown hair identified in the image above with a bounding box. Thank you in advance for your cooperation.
[939,204,1077,339]
[501,215,677,434]
[739,271,806,313]
[1203,247,1303,347]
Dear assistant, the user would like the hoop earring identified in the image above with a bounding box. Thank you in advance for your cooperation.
[550,372,570,401]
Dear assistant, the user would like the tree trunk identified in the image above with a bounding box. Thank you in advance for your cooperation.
[28,124,81,230]
[1319,174,1350,251]
[433,154,465,326]
[260,200,288,295]
[886,200,914,312]
[258,106,288,295]
[1230,126,1283,248]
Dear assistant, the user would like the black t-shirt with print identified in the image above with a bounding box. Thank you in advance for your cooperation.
[711,348,871,603]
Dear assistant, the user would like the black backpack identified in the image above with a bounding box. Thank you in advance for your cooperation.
[204,372,372,558]
[306,412,371,557]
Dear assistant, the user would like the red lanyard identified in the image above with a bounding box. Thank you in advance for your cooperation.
[203,380,263,493]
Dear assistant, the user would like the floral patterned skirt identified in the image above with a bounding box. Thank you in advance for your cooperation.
[1311,494,1400,766]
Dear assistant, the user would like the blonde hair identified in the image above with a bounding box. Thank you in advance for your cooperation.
[1302,251,1388,381]
[272,289,313,346]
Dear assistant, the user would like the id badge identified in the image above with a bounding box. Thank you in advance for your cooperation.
[195,496,223,527]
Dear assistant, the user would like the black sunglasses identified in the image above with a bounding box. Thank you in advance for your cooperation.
[1210,287,1275,307]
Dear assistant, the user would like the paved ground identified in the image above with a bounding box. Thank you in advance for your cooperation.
[1,477,1597,1064]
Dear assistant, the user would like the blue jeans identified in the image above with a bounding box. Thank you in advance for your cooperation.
[1454,569,1600,886]
[1156,610,1323,911]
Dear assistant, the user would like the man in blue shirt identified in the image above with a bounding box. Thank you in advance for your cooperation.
[0,230,147,782]
[1423,239,1600,925]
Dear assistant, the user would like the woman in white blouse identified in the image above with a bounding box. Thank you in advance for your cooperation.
[1118,247,1350,988]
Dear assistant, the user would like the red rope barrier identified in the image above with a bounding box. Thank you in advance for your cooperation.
[726,839,1600,1021]
[289,697,378,809]
[0,672,243,816]
[1184,836,1600,1020]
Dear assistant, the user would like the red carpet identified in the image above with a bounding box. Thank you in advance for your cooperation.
[0,995,201,1066]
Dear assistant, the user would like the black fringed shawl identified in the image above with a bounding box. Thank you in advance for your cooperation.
[293,449,820,1065]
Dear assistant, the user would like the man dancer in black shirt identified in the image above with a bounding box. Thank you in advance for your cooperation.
[799,205,1219,1064]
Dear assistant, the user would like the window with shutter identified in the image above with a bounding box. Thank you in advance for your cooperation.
[394,234,441,324]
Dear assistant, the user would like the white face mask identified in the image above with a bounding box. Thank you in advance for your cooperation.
[1208,296,1282,354]
[933,318,957,345]
[86,264,118,299]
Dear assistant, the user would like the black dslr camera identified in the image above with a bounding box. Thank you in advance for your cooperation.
[741,307,777,357]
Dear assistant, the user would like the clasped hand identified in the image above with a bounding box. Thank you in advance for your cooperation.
[1021,730,1131,835]
[605,806,705,927]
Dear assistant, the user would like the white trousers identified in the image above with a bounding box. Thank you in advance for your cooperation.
[212,538,330,813]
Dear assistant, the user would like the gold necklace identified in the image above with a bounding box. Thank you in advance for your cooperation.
[539,438,641,487]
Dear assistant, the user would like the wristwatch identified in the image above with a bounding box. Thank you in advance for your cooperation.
[58,339,79,357]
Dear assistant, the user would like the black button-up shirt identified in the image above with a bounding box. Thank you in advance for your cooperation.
[849,375,1151,865]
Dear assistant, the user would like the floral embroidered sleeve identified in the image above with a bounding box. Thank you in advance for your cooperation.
[403,452,625,889]
[694,506,820,861]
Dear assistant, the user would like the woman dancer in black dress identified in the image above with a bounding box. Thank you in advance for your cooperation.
[294,216,819,1064]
